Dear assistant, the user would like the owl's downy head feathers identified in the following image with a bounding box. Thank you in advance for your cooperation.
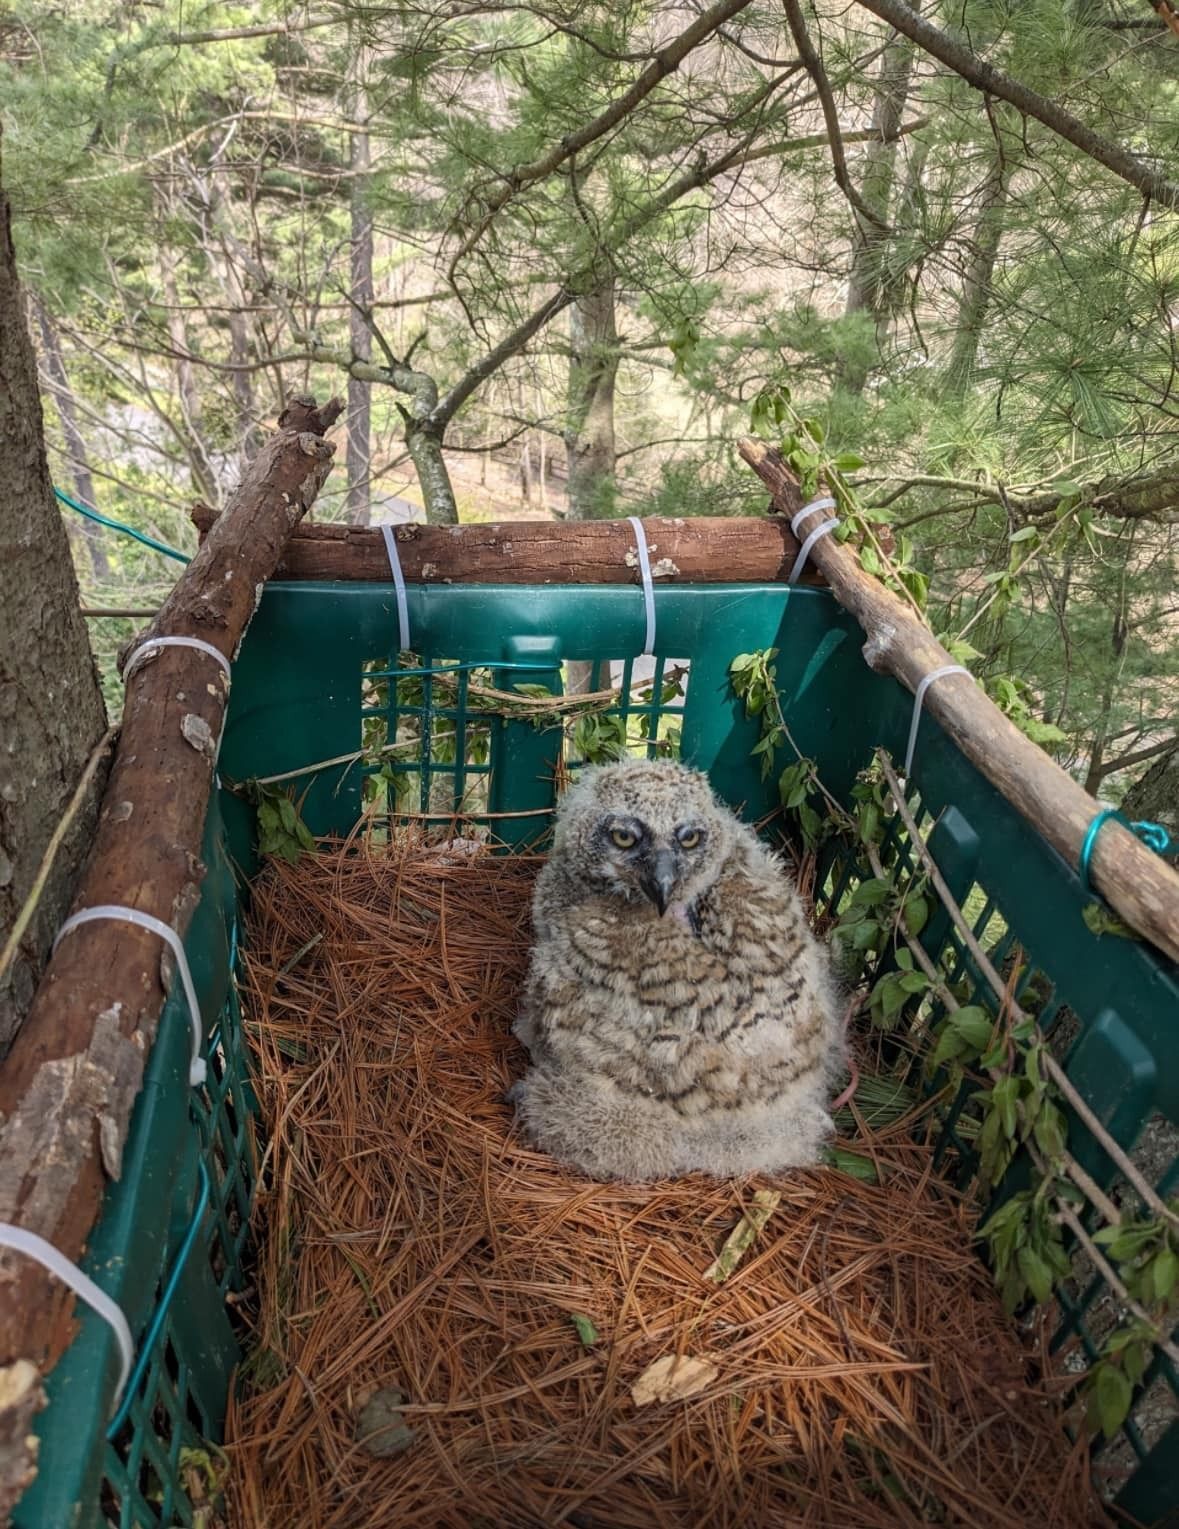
[549,758,737,915]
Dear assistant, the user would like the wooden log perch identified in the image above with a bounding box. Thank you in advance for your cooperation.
[195,512,829,586]
[0,394,341,1516]
[739,436,1179,966]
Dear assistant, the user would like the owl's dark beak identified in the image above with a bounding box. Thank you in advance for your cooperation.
[641,847,678,915]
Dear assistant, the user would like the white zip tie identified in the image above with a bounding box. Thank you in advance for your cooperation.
[791,496,837,537]
[0,1223,134,1408]
[903,664,972,777]
[380,524,412,653]
[123,636,231,690]
[788,502,840,586]
[54,906,207,1086]
[626,517,657,656]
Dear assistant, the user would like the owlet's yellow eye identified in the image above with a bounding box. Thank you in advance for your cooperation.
[677,828,701,849]
[610,827,637,849]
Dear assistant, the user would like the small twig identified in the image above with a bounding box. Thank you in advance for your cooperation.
[1055,1201,1179,1368]
[877,750,1179,1235]
[703,1189,782,1282]
[0,725,118,988]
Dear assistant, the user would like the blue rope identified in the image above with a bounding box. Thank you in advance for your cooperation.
[1078,807,1174,891]
[106,1158,210,1439]
[54,485,189,564]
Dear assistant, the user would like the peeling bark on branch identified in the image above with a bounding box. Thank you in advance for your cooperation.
[196,513,828,586]
[739,436,1179,965]
[0,395,341,1515]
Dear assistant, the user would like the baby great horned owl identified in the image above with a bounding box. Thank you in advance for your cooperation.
[510,758,841,1181]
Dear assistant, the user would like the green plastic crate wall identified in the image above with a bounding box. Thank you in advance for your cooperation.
[17,578,1179,1527]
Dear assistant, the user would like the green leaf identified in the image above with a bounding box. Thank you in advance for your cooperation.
[1033,1102,1066,1160]
[903,894,929,936]
[570,1313,599,1347]
[824,1146,878,1182]
[850,917,880,951]
[894,948,914,972]
[1082,902,1138,939]
[850,877,892,908]
[1151,1246,1178,1303]
[295,818,316,853]
[278,796,297,832]
[859,544,883,576]
[932,1026,968,1067]
[1009,526,1040,544]
[1017,1244,1054,1304]
[258,800,280,830]
[1092,1363,1133,1440]
[898,970,930,994]
[950,1005,994,1053]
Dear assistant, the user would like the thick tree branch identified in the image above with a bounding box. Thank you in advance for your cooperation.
[854,0,1179,210]
[782,0,892,231]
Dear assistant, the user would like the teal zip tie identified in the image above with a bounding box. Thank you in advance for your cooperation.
[106,1159,210,1439]
[54,485,190,564]
[1078,807,1174,891]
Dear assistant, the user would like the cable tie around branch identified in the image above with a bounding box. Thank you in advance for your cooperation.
[627,517,657,656]
[123,636,231,691]
[1078,807,1174,892]
[380,524,412,653]
[54,906,207,1086]
[790,495,837,538]
[788,511,840,586]
[0,1223,134,1409]
[903,665,972,777]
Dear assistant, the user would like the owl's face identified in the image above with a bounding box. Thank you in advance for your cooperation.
[551,759,734,914]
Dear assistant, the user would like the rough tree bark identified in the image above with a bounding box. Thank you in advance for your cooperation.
[346,39,374,527]
[1122,747,1179,848]
[564,279,620,521]
[945,153,1010,396]
[839,27,917,394]
[0,394,341,1519]
[158,233,220,505]
[0,163,109,1064]
[32,299,111,580]
[225,514,828,584]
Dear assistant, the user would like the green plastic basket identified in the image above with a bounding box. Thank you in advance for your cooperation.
[16,578,1179,1527]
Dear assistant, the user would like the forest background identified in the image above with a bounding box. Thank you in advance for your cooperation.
[2,0,1177,824]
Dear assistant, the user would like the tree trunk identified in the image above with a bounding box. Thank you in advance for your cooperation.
[838,28,917,395]
[564,278,619,521]
[0,165,109,1067]
[1121,747,1178,848]
[346,40,373,527]
[158,236,220,504]
[32,298,111,580]
[945,155,1010,396]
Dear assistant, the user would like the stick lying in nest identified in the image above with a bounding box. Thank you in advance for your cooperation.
[0,395,341,1518]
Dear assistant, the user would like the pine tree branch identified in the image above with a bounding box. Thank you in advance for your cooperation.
[449,0,758,268]
[854,0,1179,210]
[782,0,892,232]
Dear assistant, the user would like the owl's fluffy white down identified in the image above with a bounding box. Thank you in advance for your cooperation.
[510,759,842,1181]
